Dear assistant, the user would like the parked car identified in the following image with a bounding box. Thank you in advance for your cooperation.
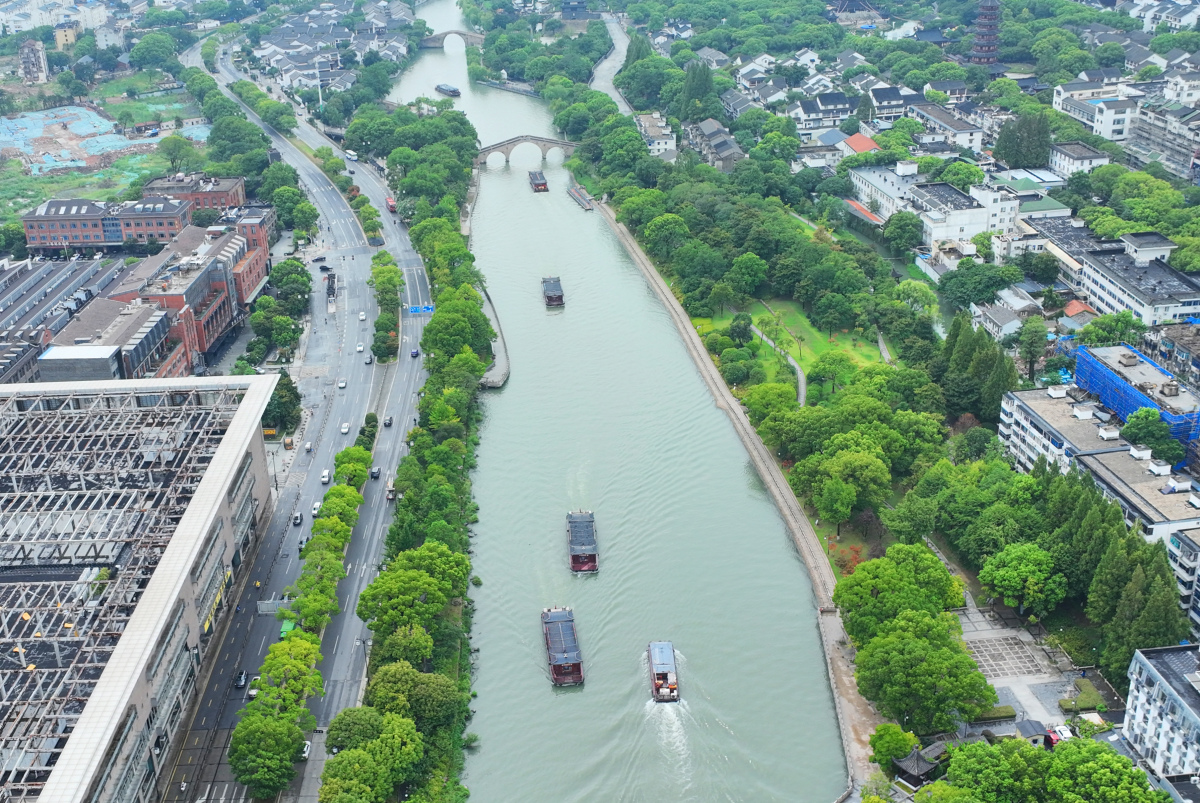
[292,512,303,526]
[1048,725,1074,745]
[312,502,322,516]
[301,741,312,761]
[248,676,261,698]
[234,670,248,688]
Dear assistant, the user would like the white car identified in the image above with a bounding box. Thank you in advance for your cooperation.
[338,378,346,389]
[359,312,366,321]
[341,422,350,434]
[356,343,364,352]
[312,502,322,516]
[248,676,261,699]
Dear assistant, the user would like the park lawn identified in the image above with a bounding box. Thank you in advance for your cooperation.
[760,297,885,373]
[93,70,164,100]
[99,96,202,125]
[0,152,174,226]
[1042,602,1104,667]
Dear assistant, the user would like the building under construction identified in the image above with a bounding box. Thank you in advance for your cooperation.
[1075,343,1200,442]
[0,376,277,802]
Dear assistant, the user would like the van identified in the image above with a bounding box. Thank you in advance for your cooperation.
[284,437,294,450]
[321,469,330,484]
[304,441,313,453]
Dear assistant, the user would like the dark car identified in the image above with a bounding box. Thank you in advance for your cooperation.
[312,256,326,262]
[348,169,355,174]
[234,670,248,688]
[292,512,303,526]
[370,466,381,479]
[383,416,393,427]
[365,354,373,364]
[410,349,419,358]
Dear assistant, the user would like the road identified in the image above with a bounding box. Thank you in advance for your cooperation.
[164,42,433,803]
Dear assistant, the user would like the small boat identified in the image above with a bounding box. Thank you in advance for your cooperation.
[435,83,461,97]
[529,170,548,192]
[542,277,564,307]
[542,607,584,686]
[649,641,679,702]
[567,511,597,572]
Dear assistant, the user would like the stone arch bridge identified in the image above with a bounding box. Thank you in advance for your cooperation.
[419,30,485,48]
[475,135,577,165]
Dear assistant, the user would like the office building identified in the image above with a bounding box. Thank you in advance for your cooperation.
[0,376,277,802]
[142,174,247,212]
[37,298,186,381]
[21,198,193,253]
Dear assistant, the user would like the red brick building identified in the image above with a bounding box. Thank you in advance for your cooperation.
[143,173,248,212]
[21,197,192,252]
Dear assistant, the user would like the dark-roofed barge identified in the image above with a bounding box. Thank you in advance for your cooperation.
[542,607,584,685]
[542,277,564,306]
[566,511,597,572]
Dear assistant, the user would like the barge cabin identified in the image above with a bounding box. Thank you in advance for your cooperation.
[567,511,598,572]
[529,170,549,192]
[542,607,584,686]
[435,83,461,96]
[542,277,564,307]
[649,641,679,702]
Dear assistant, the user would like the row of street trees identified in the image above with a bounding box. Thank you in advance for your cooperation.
[369,251,405,360]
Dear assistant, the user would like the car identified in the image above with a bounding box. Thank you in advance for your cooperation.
[234,671,248,688]
[313,256,326,262]
[301,741,312,761]
[348,169,355,174]
[370,466,381,479]
[319,264,331,271]
[321,469,330,484]
[248,676,260,698]
[341,422,350,434]
[359,311,367,321]
[411,349,419,358]
[312,502,322,516]
[292,512,303,526]
[365,354,373,364]
[253,367,266,374]
[356,343,364,352]
[338,378,347,389]
[383,416,393,427]
[1048,725,1074,745]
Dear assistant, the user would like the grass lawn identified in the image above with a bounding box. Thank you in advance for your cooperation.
[287,136,321,165]
[1042,602,1104,667]
[93,70,163,99]
[804,507,893,576]
[0,152,175,226]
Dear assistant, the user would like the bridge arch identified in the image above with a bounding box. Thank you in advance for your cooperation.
[419,30,485,48]
[476,135,577,165]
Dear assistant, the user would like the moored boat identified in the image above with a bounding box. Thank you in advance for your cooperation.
[649,641,679,702]
[542,607,584,685]
[542,277,564,307]
[566,511,597,572]
[529,170,548,192]
[435,83,461,96]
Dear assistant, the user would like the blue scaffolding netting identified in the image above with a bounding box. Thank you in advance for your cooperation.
[1075,343,1200,443]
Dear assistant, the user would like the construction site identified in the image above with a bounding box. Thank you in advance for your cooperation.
[1075,344,1200,442]
[0,376,276,802]
[0,106,156,175]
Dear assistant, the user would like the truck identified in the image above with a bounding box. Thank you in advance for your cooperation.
[386,197,397,213]
[386,477,396,501]
[280,620,296,640]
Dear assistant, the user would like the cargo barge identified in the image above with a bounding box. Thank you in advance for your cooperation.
[567,511,597,572]
[649,641,679,702]
[435,83,461,96]
[542,607,584,685]
[542,277,564,307]
[529,170,548,192]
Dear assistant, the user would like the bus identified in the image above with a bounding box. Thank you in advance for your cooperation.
[345,149,359,162]
[386,477,396,501]
[386,197,397,213]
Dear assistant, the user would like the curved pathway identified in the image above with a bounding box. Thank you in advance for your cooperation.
[590,13,633,115]
[752,324,807,406]
[878,331,893,364]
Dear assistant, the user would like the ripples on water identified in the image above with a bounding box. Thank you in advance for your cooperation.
[388,10,846,800]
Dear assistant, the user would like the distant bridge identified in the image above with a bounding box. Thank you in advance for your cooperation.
[419,30,485,48]
[476,135,577,165]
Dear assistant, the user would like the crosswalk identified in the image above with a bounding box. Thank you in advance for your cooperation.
[194,782,249,803]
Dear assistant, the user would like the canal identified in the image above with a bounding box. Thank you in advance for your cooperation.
[389,7,847,800]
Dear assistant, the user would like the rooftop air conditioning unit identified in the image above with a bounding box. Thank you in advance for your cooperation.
[1150,459,1172,476]
[1131,444,1154,460]
[1120,352,1140,367]
[1163,380,1181,397]
[1098,425,1121,440]
[1170,476,1193,492]
[1188,492,1200,508]
[1047,385,1068,398]
[1073,404,1095,419]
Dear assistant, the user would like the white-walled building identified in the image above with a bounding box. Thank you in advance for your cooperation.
[1048,141,1112,179]
[907,102,983,152]
[0,0,108,31]
[849,161,922,220]
[1126,646,1200,774]
[634,112,675,157]
[999,385,1128,473]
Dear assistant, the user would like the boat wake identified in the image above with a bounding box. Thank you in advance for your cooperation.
[642,649,693,787]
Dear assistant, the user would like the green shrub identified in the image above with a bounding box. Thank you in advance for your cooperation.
[971,705,1016,722]
[1059,678,1103,713]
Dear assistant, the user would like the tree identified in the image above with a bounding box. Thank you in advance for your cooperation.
[406,671,462,732]
[726,252,768,297]
[326,706,384,754]
[1101,565,1148,679]
[856,610,997,734]
[259,161,300,200]
[623,33,653,68]
[856,92,875,122]
[357,567,447,637]
[1121,407,1185,465]
[880,493,938,545]
[869,723,920,775]
[1076,310,1147,346]
[157,135,194,172]
[728,312,753,345]
[993,112,1052,169]
[939,162,985,193]
[642,213,689,259]
[1087,534,1133,624]
[832,543,959,645]
[191,209,221,228]
[676,60,715,121]
[979,543,1067,617]
[273,186,303,229]
[883,211,924,251]
[228,715,303,797]
[925,89,950,105]
[321,748,388,803]
[895,279,939,315]
[367,713,424,790]
[129,32,176,69]
[708,281,736,316]
[979,354,1019,423]
[814,293,854,339]
[1095,41,1126,68]
[1017,317,1047,381]
[839,117,861,135]
[292,201,320,233]
[371,624,434,673]
[1136,64,1163,80]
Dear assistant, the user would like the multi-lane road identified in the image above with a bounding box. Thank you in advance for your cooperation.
[165,43,433,803]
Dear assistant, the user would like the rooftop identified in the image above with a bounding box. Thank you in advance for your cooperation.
[0,376,276,798]
[1138,645,1200,716]
[1090,345,1200,414]
[143,173,244,194]
[909,102,981,132]
[911,182,979,212]
[843,132,880,153]
[49,298,161,349]
[1052,140,1108,160]
[1078,447,1200,525]
[1008,387,1130,457]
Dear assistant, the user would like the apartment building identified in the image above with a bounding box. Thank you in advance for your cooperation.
[143,173,247,211]
[1053,80,1139,141]
[869,86,920,122]
[849,161,923,220]
[690,119,745,172]
[998,385,1128,473]
[0,0,108,32]
[1048,141,1112,179]
[908,181,1019,242]
[1125,646,1200,774]
[906,102,983,152]
[1126,99,1200,180]
[634,112,676,157]
[787,92,860,130]
[18,39,48,83]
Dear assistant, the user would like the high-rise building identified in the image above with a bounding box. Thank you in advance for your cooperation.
[970,0,1000,65]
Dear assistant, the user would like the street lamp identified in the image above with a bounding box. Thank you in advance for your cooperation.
[267,448,279,491]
